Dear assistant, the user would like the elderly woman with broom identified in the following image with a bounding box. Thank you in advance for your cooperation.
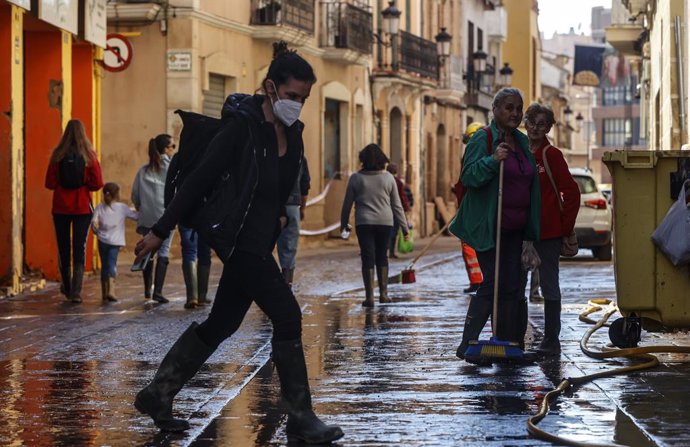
[449,88,541,362]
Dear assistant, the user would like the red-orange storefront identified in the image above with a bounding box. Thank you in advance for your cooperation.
[0,0,105,295]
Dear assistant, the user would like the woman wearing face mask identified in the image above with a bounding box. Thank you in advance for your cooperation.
[132,41,343,444]
[450,88,541,361]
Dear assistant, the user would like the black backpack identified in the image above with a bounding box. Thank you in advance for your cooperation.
[58,152,86,189]
[164,110,225,227]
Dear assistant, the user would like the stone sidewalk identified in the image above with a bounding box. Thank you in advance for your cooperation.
[1,237,690,446]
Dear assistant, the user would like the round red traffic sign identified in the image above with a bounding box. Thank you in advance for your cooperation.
[103,34,133,72]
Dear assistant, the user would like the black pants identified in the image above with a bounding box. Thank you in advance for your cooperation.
[196,250,302,348]
[356,224,392,269]
[475,229,524,302]
[53,213,92,272]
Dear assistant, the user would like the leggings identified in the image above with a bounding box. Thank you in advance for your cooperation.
[53,213,92,272]
[196,250,302,348]
[356,224,392,269]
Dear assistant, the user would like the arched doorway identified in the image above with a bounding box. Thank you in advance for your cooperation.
[436,124,448,200]
[389,107,403,167]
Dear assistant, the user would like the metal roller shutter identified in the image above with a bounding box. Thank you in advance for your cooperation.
[202,74,226,117]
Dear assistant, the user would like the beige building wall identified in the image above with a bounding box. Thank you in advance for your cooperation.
[103,3,373,245]
[647,0,685,150]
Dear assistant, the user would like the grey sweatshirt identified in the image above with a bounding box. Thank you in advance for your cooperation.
[131,154,170,230]
[340,170,409,233]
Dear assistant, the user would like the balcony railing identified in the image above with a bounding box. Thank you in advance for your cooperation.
[251,0,315,34]
[397,30,438,79]
[320,1,373,55]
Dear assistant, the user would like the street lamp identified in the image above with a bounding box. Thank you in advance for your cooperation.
[435,27,453,88]
[575,112,584,125]
[381,1,401,36]
[499,62,513,86]
[435,27,452,59]
[472,49,488,73]
[563,105,573,124]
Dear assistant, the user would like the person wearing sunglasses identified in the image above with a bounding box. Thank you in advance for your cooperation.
[523,104,580,355]
[131,133,177,303]
[450,88,541,360]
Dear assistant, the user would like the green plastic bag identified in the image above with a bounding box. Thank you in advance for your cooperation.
[397,228,414,254]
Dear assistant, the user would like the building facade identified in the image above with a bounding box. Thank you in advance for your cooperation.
[611,0,686,152]
[103,1,374,243]
[0,0,106,294]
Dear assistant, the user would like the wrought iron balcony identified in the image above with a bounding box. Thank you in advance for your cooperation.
[251,0,315,34]
[320,1,373,55]
[397,30,438,80]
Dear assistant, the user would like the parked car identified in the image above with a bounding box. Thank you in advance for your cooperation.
[599,183,613,205]
[570,168,613,260]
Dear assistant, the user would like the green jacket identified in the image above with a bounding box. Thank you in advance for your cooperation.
[449,121,540,252]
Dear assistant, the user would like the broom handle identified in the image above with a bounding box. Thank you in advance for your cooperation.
[405,220,451,270]
[492,160,505,337]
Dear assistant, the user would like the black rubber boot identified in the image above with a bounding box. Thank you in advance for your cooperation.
[456,296,492,359]
[134,322,215,432]
[152,256,170,303]
[197,264,212,305]
[463,283,480,294]
[143,258,154,299]
[70,264,84,303]
[376,265,391,303]
[107,277,118,302]
[59,264,71,298]
[182,261,198,309]
[496,300,523,344]
[361,268,375,307]
[538,300,562,355]
[272,339,344,444]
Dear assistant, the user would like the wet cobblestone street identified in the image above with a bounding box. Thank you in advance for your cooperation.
[1,238,689,446]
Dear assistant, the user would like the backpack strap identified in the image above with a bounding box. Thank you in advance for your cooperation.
[541,144,564,212]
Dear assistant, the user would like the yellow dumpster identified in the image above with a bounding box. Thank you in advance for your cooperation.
[603,150,690,346]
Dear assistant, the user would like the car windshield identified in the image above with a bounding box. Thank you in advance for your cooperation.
[573,175,598,194]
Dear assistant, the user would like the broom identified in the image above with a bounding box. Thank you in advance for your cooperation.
[463,158,527,364]
[389,220,451,285]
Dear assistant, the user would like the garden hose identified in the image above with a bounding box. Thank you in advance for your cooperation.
[527,299,690,446]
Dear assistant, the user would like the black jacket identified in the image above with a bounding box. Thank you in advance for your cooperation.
[152,94,304,261]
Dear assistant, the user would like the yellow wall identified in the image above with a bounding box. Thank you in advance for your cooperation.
[503,0,541,102]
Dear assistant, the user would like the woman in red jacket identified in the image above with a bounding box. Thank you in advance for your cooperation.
[45,119,104,303]
[523,104,580,355]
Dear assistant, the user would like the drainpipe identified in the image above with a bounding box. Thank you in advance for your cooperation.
[675,16,686,144]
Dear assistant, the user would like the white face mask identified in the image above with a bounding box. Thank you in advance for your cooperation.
[268,81,303,127]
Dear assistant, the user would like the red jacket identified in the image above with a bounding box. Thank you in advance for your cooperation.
[533,140,580,240]
[45,156,104,215]
[393,176,411,212]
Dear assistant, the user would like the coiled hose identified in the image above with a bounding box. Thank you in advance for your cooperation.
[527,299,690,447]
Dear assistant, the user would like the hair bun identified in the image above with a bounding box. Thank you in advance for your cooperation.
[272,40,292,59]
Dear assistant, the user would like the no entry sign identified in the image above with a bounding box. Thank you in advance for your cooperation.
[103,34,133,72]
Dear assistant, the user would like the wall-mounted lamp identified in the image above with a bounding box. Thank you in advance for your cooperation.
[472,49,488,73]
[563,104,573,124]
[381,1,401,36]
[435,27,452,59]
[373,1,402,69]
[499,63,513,87]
